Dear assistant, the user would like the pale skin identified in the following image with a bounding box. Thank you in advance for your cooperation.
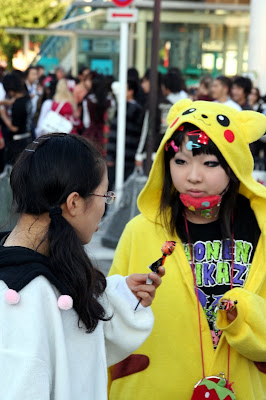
[211,79,229,103]
[226,307,237,322]
[0,98,15,107]
[248,88,260,107]
[170,137,230,224]
[169,136,237,322]
[231,84,247,107]
[5,170,164,308]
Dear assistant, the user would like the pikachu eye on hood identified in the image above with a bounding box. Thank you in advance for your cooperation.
[182,108,196,115]
[216,114,230,127]
[137,99,266,225]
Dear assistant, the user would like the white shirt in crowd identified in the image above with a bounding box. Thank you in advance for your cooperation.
[215,97,242,111]
[167,90,188,105]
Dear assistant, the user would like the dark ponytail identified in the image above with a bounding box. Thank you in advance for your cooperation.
[10,134,110,332]
[48,212,108,332]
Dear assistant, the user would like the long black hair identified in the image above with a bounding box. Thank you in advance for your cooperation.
[160,123,240,241]
[90,73,109,122]
[10,133,109,332]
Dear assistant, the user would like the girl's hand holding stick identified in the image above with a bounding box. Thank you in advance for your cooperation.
[127,267,165,309]
[132,241,176,310]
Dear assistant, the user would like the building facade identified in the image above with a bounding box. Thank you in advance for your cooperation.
[62,0,251,84]
[25,0,265,90]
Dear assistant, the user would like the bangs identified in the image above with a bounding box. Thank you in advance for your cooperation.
[164,123,228,169]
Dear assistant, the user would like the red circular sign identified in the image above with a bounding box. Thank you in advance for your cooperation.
[112,0,134,6]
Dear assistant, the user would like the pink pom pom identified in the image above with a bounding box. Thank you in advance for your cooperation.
[57,295,73,310]
[5,289,20,305]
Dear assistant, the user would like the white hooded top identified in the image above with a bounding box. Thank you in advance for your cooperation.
[0,274,154,400]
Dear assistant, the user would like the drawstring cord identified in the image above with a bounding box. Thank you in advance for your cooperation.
[184,215,206,379]
[184,213,234,385]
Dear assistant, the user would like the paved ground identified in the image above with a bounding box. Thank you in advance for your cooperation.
[85,226,116,276]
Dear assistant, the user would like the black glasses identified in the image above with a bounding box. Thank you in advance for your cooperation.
[88,191,116,205]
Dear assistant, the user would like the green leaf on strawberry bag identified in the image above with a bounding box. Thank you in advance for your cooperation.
[198,378,236,400]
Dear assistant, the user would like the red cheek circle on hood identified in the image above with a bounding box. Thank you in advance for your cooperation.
[224,130,235,143]
[170,116,179,128]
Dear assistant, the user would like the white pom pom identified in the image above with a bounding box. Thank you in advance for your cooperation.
[57,295,73,310]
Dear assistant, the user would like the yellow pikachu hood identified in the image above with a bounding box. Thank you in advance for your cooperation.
[138,99,266,223]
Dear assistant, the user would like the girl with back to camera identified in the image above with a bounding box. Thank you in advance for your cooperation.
[36,79,78,137]
[108,99,266,399]
[0,133,164,399]
[82,73,111,155]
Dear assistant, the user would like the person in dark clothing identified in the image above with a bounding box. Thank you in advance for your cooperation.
[231,76,253,110]
[106,78,144,189]
[1,73,32,165]
[0,129,5,172]
[82,73,110,155]
[248,87,266,167]
[124,69,173,175]
[127,67,146,107]
[24,66,39,138]
[196,75,213,101]
[248,87,266,113]
[168,67,187,92]
[161,69,188,105]
[141,68,172,153]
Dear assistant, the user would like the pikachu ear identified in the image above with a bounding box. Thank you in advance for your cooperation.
[236,110,266,144]
[166,99,192,126]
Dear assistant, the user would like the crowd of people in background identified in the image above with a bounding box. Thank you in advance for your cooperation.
[0,63,266,178]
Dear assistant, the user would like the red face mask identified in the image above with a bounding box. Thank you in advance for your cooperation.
[179,194,222,219]
[179,194,222,211]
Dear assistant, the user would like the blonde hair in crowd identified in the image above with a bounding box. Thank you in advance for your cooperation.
[53,78,76,110]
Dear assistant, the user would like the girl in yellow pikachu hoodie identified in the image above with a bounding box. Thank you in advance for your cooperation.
[108,99,266,400]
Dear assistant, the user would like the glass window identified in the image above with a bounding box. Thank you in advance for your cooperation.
[146,14,249,86]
